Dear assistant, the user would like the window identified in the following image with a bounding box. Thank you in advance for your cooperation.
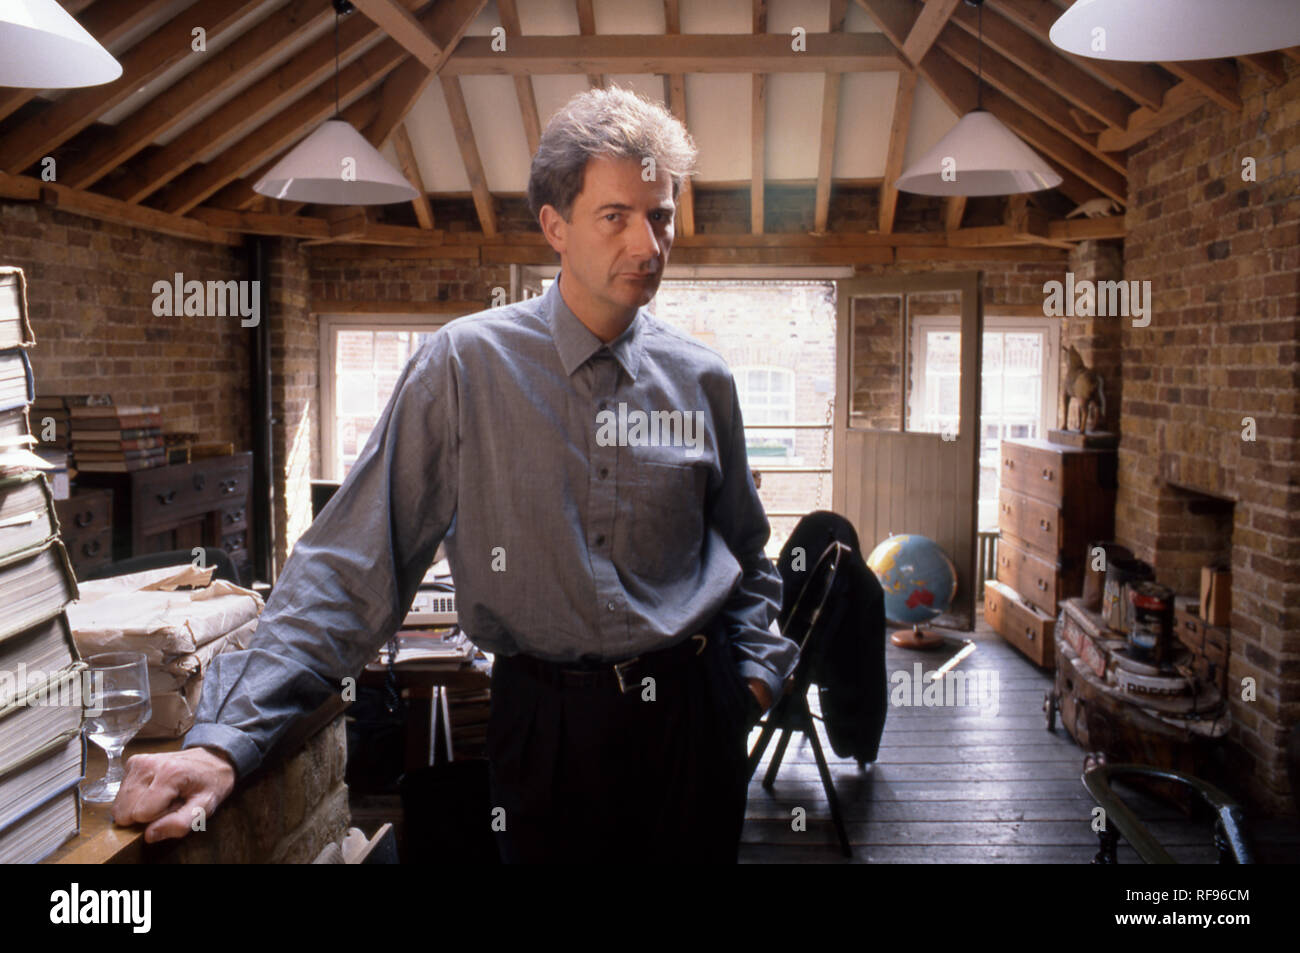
[734,366,797,462]
[909,315,1060,531]
[320,319,451,481]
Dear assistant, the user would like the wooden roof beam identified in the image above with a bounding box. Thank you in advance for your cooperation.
[1161,58,1241,111]
[813,0,850,235]
[902,0,962,65]
[440,74,497,237]
[498,0,543,156]
[351,0,444,71]
[439,33,907,74]
[664,0,695,238]
[1097,81,1208,152]
[392,123,434,228]
[576,0,606,89]
[988,0,1172,110]
[0,0,266,175]
[751,0,767,235]
[877,69,917,234]
[948,0,1132,129]
[64,0,338,190]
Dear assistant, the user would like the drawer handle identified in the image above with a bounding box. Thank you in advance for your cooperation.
[1024,627,1035,641]
[82,538,101,557]
[1001,503,1011,513]
[1041,468,1054,481]
[156,490,176,505]
[1039,518,1050,530]
[1036,579,1049,591]
[74,510,94,528]
[220,479,239,495]
[225,508,245,524]
[194,473,207,491]
[1004,459,1014,469]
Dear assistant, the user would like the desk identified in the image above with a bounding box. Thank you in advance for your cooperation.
[359,658,490,772]
[41,696,349,864]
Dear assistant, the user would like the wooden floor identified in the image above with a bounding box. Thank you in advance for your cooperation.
[738,611,1300,864]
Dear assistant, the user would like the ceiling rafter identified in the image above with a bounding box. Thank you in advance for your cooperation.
[154,35,408,215]
[947,0,1131,129]
[877,69,917,234]
[857,0,1107,204]
[63,0,334,191]
[350,0,444,70]
[934,23,1125,176]
[1161,59,1241,112]
[437,33,907,74]
[392,122,434,228]
[576,0,606,89]
[1097,81,1208,152]
[0,0,266,175]
[664,0,695,238]
[440,74,497,236]
[902,0,962,64]
[813,0,850,235]
[0,0,173,125]
[989,0,1172,110]
[498,0,543,156]
[98,1,417,205]
[271,0,486,217]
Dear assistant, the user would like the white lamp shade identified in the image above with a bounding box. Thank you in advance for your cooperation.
[0,0,122,88]
[1051,0,1300,61]
[253,120,420,205]
[894,110,1063,197]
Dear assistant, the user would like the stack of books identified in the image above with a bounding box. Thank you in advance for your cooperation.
[29,394,114,453]
[0,265,87,864]
[70,403,166,472]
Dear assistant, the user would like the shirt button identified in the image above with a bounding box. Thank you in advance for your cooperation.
[598,401,608,411]
[599,467,609,479]
[606,601,616,612]
[595,534,606,546]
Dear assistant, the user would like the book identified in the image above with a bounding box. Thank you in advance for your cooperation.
[70,436,164,452]
[0,471,58,559]
[0,666,86,777]
[0,612,80,710]
[69,404,161,419]
[0,730,85,833]
[0,348,35,413]
[0,267,35,351]
[74,449,166,472]
[31,395,113,410]
[0,539,80,642]
[0,406,34,452]
[0,784,80,864]
[70,415,162,432]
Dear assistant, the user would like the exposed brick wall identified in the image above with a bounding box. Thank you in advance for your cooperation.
[1062,240,1124,434]
[1121,60,1300,815]
[0,203,251,449]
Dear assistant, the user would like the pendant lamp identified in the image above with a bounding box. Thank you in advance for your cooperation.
[0,0,122,88]
[1050,0,1300,62]
[253,1,418,205]
[895,0,1062,196]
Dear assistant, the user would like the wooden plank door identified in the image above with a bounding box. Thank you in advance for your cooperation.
[832,272,983,630]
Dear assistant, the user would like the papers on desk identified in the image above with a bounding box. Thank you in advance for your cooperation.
[370,627,477,670]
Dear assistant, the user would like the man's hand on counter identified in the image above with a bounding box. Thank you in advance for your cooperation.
[112,747,237,842]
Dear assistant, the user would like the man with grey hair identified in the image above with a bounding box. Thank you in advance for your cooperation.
[113,84,799,863]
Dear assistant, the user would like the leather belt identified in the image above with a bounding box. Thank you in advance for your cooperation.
[506,632,711,694]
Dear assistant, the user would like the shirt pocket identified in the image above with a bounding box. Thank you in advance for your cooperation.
[615,459,705,582]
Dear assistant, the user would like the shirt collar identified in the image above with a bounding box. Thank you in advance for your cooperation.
[543,271,644,381]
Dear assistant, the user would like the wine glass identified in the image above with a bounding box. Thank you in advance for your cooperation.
[81,652,152,804]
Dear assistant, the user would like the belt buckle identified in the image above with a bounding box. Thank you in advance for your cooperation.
[612,656,640,694]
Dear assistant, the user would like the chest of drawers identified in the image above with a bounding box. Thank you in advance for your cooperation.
[990,438,1116,666]
[74,453,253,585]
[53,487,113,579]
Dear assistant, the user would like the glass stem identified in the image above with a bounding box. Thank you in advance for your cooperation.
[103,746,126,788]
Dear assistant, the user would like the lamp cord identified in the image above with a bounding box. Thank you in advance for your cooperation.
[976,0,983,110]
[334,9,340,120]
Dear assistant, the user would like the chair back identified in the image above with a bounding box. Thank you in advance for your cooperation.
[769,538,848,723]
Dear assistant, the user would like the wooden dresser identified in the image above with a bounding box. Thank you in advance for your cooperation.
[53,486,113,580]
[73,452,253,585]
[987,438,1117,666]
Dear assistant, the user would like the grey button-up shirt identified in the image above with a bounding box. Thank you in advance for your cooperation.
[185,273,800,778]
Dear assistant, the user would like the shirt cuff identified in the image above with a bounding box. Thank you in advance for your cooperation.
[182,723,262,780]
[738,658,784,712]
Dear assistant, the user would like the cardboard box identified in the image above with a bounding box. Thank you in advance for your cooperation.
[1200,566,1232,627]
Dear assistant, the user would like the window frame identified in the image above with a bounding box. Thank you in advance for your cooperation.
[319,314,459,482]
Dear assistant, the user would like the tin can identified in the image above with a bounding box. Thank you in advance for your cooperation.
[1102,557,1153,631]
[1129,581,1174,664]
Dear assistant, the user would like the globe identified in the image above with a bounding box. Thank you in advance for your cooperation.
[866,533,959,627]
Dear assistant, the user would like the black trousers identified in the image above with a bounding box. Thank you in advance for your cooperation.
[486,621,755,863]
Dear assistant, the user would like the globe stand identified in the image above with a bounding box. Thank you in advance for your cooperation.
[890,624,947,650]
